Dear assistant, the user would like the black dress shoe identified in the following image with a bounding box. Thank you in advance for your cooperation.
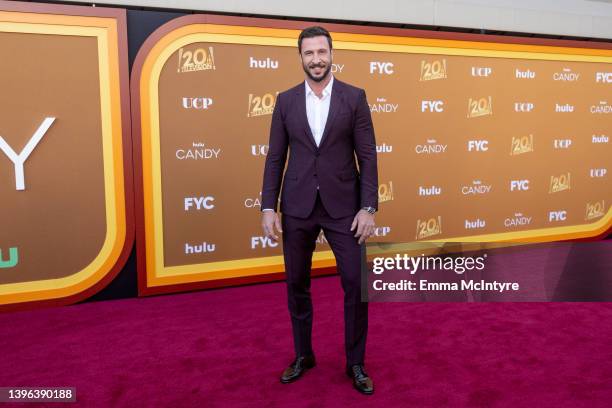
[280,355,316,383]
[346,364,374,395]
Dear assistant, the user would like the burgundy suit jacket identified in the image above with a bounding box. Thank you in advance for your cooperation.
[261,78,378,219]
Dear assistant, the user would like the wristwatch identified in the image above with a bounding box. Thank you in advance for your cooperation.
[362,206,377,214]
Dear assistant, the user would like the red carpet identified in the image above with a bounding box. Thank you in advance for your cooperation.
[1,275,611,407]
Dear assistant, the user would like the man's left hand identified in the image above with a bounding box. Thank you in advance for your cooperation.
[350,210,376,245]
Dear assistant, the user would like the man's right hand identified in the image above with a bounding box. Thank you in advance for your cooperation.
[262,211,283,241]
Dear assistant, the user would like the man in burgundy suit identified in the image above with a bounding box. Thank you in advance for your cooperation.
[260,26,378,395]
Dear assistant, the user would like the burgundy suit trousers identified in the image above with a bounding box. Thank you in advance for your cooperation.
[282,191,368,366]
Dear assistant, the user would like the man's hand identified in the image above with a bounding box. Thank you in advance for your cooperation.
[262,211,283,242]
[350,209,375,245]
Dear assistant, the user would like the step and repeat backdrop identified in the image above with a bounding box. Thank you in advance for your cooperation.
[0,1,133,310]
[132,18,611,295]
[0,1,610,307]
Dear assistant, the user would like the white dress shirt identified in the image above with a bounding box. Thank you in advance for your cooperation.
[262,76,334,212]
[305,75,333,147]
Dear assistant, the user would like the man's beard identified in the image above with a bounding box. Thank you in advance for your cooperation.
[302,61,332,82]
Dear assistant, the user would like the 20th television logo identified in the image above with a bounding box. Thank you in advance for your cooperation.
[468,96,493,118]
[247,92,279,117]
[416,216,443,239]
[550,172,571,193]
[510,134,534,155]
[177,46,216,73]
[586,200,606,220]
[420,59,448,81]
[378,181,394,203]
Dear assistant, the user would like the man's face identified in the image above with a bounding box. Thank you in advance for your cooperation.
[300,36,332,82]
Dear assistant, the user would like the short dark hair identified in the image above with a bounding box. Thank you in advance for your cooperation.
[298,26,332,54]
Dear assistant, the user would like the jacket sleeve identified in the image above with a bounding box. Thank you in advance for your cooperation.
[261,92,288,212]
[353,89,379,210]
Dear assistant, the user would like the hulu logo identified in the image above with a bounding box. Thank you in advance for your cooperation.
[0,247,18,268]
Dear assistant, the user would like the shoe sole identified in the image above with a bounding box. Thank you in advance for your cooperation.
[353,385,374,395]
[279,364,315,384]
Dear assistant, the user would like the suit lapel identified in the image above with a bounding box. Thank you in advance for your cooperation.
[295,85,318,150]
[318,80,342,149]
